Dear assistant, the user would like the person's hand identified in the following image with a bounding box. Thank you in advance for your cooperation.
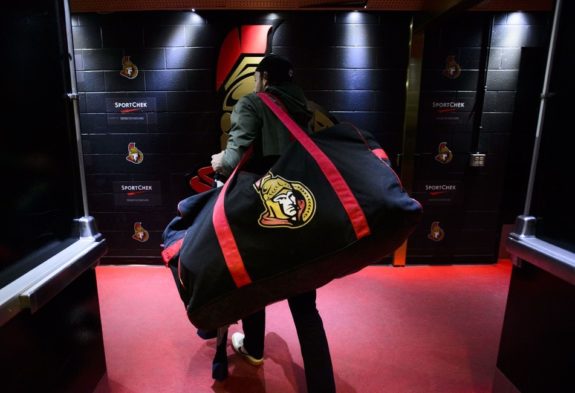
[211,151,225,174]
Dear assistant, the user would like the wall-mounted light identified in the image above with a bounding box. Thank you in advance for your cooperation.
[502,12,528,47]
[507,12,528,25]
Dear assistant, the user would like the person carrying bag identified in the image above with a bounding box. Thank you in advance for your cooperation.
[162,54,422,390]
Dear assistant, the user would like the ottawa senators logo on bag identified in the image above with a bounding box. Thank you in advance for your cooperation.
[254,172,316,229]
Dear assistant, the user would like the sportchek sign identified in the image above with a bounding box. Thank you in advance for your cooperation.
[113,181,162,206]
[106,98,157,125]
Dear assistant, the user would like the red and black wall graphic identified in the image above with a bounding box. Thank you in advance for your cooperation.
[216,24,272,147]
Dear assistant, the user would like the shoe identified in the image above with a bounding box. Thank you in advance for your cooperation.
[196,328,217,340]
[231,332,264,366]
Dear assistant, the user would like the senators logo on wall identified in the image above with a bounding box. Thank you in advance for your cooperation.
[216,24,275,147]
[254,172,316,229]
[120,55,139,79]
[126,142,144,164]
[427,221,445,242]
[132,222,149,242]
[435,142,453,164]
[442,55,461,79]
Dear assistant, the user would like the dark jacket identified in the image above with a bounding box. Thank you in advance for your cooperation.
[219,82,312,176]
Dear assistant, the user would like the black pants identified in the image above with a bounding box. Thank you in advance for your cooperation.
[242,290,336,393]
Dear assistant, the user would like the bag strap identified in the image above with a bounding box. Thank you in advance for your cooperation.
[257,92,370,240]
[212,147,254,288]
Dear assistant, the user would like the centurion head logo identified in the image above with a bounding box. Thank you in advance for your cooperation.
[254,172,316,229]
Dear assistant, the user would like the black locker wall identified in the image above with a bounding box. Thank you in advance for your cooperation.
[408,12,550,264]
[72,10,550,265]
[73,11,410,263]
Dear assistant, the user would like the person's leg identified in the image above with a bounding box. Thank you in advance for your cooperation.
[288,290,336,393]
[239,308,266,359]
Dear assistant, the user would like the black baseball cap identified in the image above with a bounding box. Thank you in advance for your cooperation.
[255,53,294,84]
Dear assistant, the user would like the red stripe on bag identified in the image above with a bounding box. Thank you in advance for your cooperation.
[212,149,254,288]
[258,92,371,239]
[162,238,184,266]
[371,148,389,161]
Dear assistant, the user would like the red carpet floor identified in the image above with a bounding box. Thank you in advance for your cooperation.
[94,260,511,393]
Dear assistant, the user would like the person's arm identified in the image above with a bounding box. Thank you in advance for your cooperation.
[211,95,262,176]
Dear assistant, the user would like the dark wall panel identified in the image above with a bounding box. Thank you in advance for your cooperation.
[408,12,550,264]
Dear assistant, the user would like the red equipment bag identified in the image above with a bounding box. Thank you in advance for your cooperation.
[162,92,422,330]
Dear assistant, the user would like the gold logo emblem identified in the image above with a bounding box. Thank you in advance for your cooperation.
[435,142,453,164]
[120,56,139,79]
[442,55,461,79]
[427,221,445,242]
[254,172,316,229]
[126,142,144,164]
[219,55,264,146]
[132,222,149,242]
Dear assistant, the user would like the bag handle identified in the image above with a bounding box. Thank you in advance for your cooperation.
[257,92,370,240]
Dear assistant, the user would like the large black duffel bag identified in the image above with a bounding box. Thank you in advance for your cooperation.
[162,92,422,330]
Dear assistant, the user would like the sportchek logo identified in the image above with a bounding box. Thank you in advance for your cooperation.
[113,181,162,207]
[106,98,156,113]
[115,102,148,113]
[417,181,461,206]
[432,101,465,113]
[425,184,457,194]
[121,184,154,196]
